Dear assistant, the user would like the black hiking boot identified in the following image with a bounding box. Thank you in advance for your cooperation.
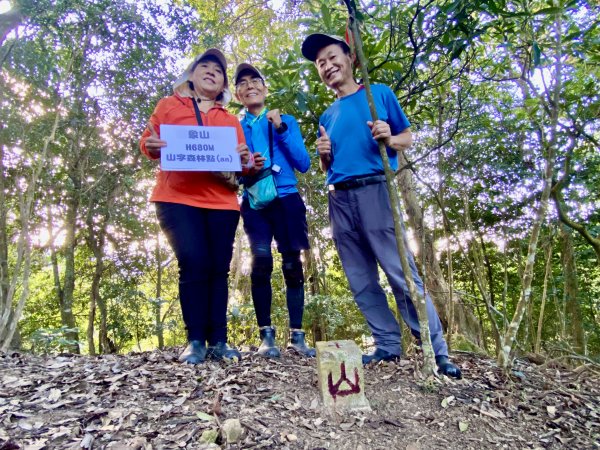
[436,355,462,379]
[362,348,401,365]
[207,342,242,362]
[287,329,316,357]
[257,326,281,358]
[179,340,206,364]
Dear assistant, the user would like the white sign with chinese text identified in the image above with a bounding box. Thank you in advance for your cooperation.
[160,124,241,171]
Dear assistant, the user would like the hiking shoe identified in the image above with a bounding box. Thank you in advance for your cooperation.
[178,340,206,364]
[257,326,281,358]
[287,330,316,357]
[207,342,242,362]
[436,355,462,379]
[362,348,400,365]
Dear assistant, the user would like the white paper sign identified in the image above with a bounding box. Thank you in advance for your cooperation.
[160,124,241,171]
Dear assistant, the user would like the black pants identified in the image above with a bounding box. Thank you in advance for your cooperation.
[241,193,309,329]
[155,202,239,344]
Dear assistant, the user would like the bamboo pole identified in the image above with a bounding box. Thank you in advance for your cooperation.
[342,0,437,375]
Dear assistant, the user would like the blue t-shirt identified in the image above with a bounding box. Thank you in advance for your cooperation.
[318,84,410,185]
[241,111,310,196]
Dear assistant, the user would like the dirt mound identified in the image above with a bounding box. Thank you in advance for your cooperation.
[1,350,598,449]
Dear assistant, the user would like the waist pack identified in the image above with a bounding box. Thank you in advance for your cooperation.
[243,168,277,209]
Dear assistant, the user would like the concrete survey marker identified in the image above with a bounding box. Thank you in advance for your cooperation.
[315,340,371,411]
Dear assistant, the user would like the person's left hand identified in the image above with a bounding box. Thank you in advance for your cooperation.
[252,152,266,171]
[236,143,250,165]
[367,120,391,146]
[266,109,283,129]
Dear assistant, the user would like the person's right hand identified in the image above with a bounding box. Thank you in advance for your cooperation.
[253,152,266,171]
[145,121,167,158]
[316,125,331,160]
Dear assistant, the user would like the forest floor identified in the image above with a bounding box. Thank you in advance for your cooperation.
[0,348,599,450]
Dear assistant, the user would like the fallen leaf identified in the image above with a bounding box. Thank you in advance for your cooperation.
[196,412,215,422]
[80,433,94,449]
[18,420,33,431]
[211,391,222,416]
[458,421,469,432]
[441,396,455,408]
[383,418,404,428]
[173,395,188,407]
[47,389,62,402]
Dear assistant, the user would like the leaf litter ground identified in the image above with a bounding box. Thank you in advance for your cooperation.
[1,349,598,449]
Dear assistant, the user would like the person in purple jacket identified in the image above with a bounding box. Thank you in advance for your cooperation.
[301,33,461,378]
[234,63,315,358]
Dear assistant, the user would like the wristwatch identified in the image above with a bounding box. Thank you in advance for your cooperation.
[275,122,288,134]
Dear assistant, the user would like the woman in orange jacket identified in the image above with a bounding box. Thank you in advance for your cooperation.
[140,49,251,364]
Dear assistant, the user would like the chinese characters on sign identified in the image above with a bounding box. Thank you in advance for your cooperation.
[328,361,361,400]
[316,340,370,411]
[160,124,241,172]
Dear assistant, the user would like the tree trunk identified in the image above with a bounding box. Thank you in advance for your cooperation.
[0,92,60,350]
[535,236,554,354]
[0,143,9,317]
[396,158,483,349]
[155,228,164,350]
[0,7,22,46]
[498,12,562,369]
[230,222,244,299]
[97,292,110,353]
[86,220,106,356]
[462,195,502,354]
[560,224,585,354]
[87,280,97,355]
[60,193,81,353]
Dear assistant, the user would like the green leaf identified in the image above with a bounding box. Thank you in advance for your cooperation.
[320,2,331,29]
[196,412,215,422]
[531,41,541,67]
[459,421,469,432]
[533,7,562,15]
[417,11,424,30]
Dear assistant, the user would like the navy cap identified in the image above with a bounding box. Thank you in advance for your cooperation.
[234,63,265,85]
[301,33,351,61]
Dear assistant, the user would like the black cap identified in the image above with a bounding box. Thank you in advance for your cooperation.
[234,63,265,85]
[301,33,351,61]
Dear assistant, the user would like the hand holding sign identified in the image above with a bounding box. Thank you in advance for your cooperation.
[145,121,167,159]
[160,124,241,172]
[252,152,267,172]
[236,143,251,166]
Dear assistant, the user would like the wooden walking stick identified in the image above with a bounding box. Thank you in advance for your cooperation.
[342,0,437,376]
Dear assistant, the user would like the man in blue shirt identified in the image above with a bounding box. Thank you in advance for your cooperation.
[301,33,461,378]
[234,63,315,358]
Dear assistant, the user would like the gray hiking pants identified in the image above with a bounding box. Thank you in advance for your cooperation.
[328,180,448,357]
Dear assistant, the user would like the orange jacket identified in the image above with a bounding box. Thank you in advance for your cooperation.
[140,94,246,211]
